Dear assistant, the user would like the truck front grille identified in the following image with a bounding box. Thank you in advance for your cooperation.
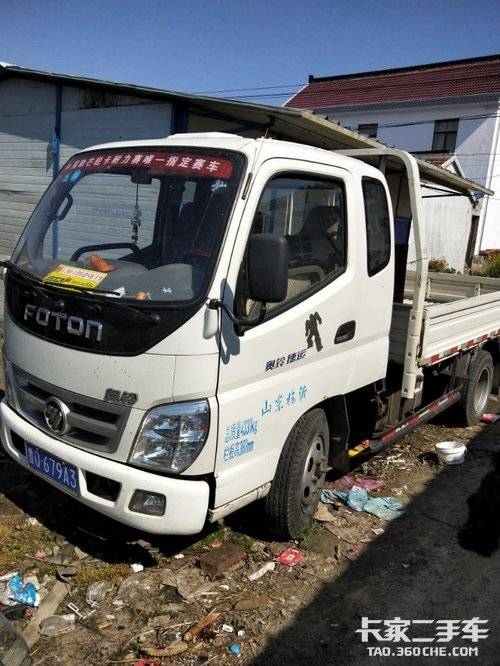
[10,365,129,453]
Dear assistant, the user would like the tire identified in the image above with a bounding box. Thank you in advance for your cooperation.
[458,350,494,425]
[265,408,329,539]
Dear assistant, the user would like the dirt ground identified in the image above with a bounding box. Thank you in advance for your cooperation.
[1,378,500,664]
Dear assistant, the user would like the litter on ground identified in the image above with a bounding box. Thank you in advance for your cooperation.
[323,473,384,492]
[276,548,303,567]
[0,397,496,665]
[327,486,405,520]
[481,413,500,424]
[248,562,276,581]
[314,503,336,522]
[39,614,75,636]
[4,575,39,607]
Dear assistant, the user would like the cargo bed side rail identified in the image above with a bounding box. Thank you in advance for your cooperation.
[419,291,500,366]
[405,270,500,303]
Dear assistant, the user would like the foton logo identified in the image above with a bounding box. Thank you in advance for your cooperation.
[24,304,103,342]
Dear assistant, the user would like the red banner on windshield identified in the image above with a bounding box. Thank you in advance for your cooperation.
[62,151,234,179]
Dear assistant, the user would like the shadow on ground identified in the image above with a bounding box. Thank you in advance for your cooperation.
[249,422,500,665]
[1,416,500,664]
[0,457,216,564]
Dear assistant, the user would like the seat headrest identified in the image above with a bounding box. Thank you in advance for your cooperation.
[304,205,342,235]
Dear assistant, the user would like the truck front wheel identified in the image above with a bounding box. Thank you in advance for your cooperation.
[459,349,494,425]
[265,409,329,539]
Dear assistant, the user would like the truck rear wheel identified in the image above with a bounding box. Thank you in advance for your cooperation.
[265,409,329,539]
[459,350,493,425]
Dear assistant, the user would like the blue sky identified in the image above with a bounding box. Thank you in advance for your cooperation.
[2,0,499,104]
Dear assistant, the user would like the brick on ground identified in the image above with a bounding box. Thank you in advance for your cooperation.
[199,542,246,578]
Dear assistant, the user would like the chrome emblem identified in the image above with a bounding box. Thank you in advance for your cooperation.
[24,304,103,343]
[44,397,70,435]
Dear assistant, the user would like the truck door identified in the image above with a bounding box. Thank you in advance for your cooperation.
[214,158,369,508]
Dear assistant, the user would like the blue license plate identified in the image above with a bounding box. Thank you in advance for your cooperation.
[25,443,80,494]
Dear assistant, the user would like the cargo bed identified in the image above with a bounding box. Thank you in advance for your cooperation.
[390,271,500,367]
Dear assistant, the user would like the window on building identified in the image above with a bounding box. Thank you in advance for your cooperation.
[358,123,378,138]
[237,174,346,316]
[362,177,391,276]
[432,119,459,152]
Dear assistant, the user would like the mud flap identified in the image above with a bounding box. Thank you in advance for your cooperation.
[328,396,350,474]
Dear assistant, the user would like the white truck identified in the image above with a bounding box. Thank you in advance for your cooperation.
[1,133,499,538]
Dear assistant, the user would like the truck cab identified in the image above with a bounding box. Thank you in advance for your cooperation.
[1,133,496,538]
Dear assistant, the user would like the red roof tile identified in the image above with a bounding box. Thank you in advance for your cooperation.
[286,55,500,109]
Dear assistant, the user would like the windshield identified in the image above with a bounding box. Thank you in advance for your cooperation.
[11,148,244,304]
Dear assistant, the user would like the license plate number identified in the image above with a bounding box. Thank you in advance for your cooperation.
[25,443,80,494]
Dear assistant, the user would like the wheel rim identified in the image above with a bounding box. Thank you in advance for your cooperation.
[300,432,327,510]
[474,366,491,414]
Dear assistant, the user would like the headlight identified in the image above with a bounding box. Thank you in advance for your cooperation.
[130,400,209,473]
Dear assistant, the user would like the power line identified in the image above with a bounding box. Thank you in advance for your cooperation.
[374,113,500,130]
[270,113,496,188]
[0,93,498,164]
[416,151,499,157]
[458,174,500,178]
[197,72,499,98]
[214,75,500,99]
[2,104,498,139]
[195,83,305,95]
[453,151,500,156]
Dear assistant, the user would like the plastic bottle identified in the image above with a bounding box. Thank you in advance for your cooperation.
[38,615,75,637]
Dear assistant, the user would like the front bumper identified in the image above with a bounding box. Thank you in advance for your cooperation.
[0,400,210,535]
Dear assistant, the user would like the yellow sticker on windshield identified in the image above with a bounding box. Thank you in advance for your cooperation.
[43,264,107,289]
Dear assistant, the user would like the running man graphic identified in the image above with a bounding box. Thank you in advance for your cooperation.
[305,312,323,351]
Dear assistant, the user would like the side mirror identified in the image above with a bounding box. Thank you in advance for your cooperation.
[207,234,288,332]
[247,234,288,303]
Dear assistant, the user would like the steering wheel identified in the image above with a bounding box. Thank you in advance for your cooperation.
[70,242,140,262]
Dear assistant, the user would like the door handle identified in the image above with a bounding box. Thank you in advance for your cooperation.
[335,320,356,344]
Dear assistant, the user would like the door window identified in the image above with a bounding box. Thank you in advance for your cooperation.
[238,173,346,315]
[362,177,391,276]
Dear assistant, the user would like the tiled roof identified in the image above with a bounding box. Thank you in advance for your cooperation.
[285,55,500,109]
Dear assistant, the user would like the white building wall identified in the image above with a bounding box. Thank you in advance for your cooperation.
[407,186,473,271]
[59,86,173,165]
[321,100,499,250]
[0,78,55,263]
[479,108,500,249]
[0,77,172,314]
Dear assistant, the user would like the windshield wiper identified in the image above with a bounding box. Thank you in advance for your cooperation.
[2,261,159,324]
